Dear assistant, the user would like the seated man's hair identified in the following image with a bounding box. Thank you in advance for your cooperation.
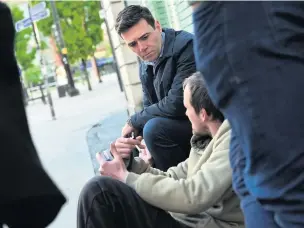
[183,72,225,122]
[115,5,155,35]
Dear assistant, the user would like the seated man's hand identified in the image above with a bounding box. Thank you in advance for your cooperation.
[96,143,129,182]
[115,136,145,158]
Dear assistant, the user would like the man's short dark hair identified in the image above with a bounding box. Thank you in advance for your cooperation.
[115,5,155,35]
[183,72,225,122]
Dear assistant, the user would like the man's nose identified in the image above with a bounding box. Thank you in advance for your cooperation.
[138,41,147,52]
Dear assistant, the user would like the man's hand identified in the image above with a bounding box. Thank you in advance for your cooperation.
[121,122,137,137]
[139,140,153,165]
[115,136,145,158]
[96,143,129,182]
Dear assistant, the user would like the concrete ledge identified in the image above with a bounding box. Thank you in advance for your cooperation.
[86,110,128,174]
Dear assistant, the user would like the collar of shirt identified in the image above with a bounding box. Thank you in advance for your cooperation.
[144,32,165,66]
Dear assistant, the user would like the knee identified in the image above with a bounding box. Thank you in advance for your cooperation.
[78,176,114,204]
[143,117,166,143]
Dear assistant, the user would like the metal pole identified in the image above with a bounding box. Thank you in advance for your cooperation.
[49,0,79,97]
[28,3,56,120]
[99,2,124,93]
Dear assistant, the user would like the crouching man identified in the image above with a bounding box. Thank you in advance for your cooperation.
[77,72,244,228]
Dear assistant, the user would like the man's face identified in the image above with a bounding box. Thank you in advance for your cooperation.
[183,86,208,135]
[121,18,162,62]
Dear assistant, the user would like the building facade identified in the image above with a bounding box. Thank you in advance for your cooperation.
[102,0,193,115]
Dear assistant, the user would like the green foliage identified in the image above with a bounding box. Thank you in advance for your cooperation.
[104,43,113,58]
[34,1,104,64]
[40,40,48,50]
[84,1,104,50]
[24,65,43,86]
[33,1,53,36]
[11,6,36,71]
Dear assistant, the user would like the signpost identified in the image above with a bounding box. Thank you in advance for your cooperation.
[32,9,50,22]
[15,9,50,32]
[15,2,56,120]
[30,1,46,15]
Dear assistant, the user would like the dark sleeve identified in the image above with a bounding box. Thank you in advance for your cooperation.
[139,62,151,108]
[142,89,151,108]
[0,3,66,226]
[130,40,196,130]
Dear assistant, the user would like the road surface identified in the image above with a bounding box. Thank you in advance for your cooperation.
[26,75,127,228]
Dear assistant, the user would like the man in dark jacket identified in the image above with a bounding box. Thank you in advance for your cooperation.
[116,5,195,170]
[190,1,304,227]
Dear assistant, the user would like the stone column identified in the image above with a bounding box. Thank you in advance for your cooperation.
[103,0,143,115]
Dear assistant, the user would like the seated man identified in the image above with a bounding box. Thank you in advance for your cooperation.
[77,72,244,228]
[117,5,196,170]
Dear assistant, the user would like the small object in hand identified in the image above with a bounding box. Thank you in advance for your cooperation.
[135,144,142,153]
[131,132,142,153]
[100,149,113,161]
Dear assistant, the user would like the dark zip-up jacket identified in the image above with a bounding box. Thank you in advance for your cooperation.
[130,28,196,130]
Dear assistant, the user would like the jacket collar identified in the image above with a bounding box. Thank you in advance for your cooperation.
[141,28,175,72]
[144,32,166,66]
[161,28,175,58]
[191,120,230,150]
[190,134,212,150]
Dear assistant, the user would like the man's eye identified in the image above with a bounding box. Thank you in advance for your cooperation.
[140,35,149,41]
[129,42,137,47]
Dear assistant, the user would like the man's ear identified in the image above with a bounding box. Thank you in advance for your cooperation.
[199,109,207,122]
[155,20,162,31]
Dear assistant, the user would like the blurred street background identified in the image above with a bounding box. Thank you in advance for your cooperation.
[26,75,127,228]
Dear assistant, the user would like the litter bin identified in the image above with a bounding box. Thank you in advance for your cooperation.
[57,85,66,98]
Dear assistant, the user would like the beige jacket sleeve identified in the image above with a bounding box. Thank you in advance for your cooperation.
[130,156,189,180]
[125,126,232,214]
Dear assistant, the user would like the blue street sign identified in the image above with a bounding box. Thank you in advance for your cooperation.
[32,9,50,22]
[15,17,32,32]
[15,9,50,32]
[30,2,46,15]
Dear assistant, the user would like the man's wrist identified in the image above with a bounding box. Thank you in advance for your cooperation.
[120,170,129,183]
[127,118,133,128]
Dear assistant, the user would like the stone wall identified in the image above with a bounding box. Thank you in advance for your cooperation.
[103,0,143,116]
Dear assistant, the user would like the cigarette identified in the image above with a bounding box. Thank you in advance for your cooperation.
[135,144,142,153]
[130,132,142,153]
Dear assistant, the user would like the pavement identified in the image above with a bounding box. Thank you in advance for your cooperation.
[26,74,128,228]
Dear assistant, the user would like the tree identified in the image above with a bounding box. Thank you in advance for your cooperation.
[11,6,36,73]
[24,65,47,104]
[84,1,104,83]
[11,5,49,86]
[24,65,42,86]
[34,1,104,89]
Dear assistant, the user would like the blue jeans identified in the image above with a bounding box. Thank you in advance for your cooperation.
[143,117,192,171]
[193,1,304,227]
[230,132,279,228]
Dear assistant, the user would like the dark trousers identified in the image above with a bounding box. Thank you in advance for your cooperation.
[77,176,187,228]
[193,1,304,227]
[143,117,192,171]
